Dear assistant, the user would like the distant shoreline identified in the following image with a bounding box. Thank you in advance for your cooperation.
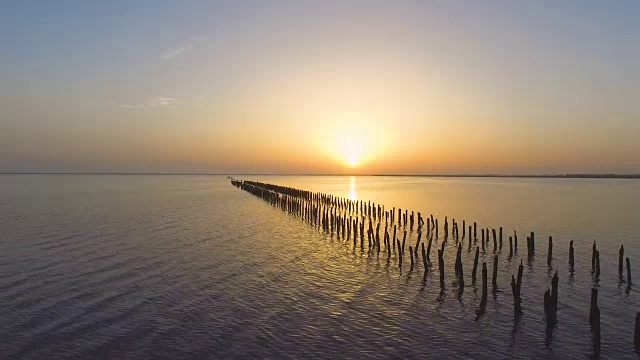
[1,172,639,179]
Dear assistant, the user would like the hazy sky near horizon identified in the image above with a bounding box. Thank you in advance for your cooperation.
[2,1,639,174]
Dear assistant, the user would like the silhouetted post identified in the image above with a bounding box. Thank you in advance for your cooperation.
[421,243,428,273]
[398,239,403,268]
[514,230,518,251]
[472,246,480,283]
[426,235,433,264]
[463,220,466,238]
[509,236,513,257]
[595,250,601,278]
[511,275,521,315]
[545,271,558,326]
[409,246,415,271]
[471,221,476,241]
[592,242,597,271]
[414,231,422,257]
[492,255,498,289]
[492,228,497,253]
[481,231,485,252]
[435,219,439,238]
[547,236,553,266]
[530,231,535,253]
[457,244,464,286]
[628,257,632,287]
[438,249,445,288]
[619,245,625,277]
[499,227,503,249]
[481,262,488,308]
[634,312,640,351]
[569,240,575,267]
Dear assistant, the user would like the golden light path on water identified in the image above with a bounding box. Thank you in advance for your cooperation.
[349,176,357,201]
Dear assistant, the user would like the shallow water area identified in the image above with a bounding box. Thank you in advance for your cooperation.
[2,174,640,358]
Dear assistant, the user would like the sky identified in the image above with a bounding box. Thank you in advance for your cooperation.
[2,0,639,175]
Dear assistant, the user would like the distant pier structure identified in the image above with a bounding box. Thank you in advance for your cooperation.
[231,178,637,355]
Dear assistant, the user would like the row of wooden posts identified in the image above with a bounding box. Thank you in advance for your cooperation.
[231,179,639,353]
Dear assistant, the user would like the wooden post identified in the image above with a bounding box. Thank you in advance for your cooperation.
[595,250,601,278]
[426,235,433,264]
[472,246,480,283]
[481,262,488,308]
[409,246,415,271]
[509,236,513,257]
[492,255,498,289]
[628,257,632,286]
[619,245,625,277]
[545,271,559,326]
[414,231,422,257]
[499,227,503,249]
[473,222,477,241]
[514,230,518,251]
[398,239,403,268]
[511,275,521,315]
[569,240,574,267]
[421,243,428,273]
[592,241,597,271]
[547,236,553,266]
[438,249,445,288]
[492,228,497,253]
[457,244,464,286]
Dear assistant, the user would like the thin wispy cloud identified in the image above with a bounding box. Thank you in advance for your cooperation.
[160,45,192,60]
[119,97,182,109]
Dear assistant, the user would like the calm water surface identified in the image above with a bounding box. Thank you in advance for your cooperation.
[1,175,640,358]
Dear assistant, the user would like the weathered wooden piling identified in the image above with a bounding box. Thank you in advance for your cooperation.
[426,235,433,264]
[509,236,513,257]
[547,236,553,266]
[514,230,518,251]
[414,231,422,257]
[409,246,415,271]
[619,245,625,277]
[421,243,428,273]
[438,249,445,288]
[592,242,597,271]
[544,271,559,326]
[456,244,464,286]
[499,227,503,249]
[481,262,488,308]
[595,250,601,278]
[472,246,480,283]
[398,239,403,268]
[628,257,632,286]
[492,228,497,253]
[492,255,498,289]
[569,240,575,267]
[473,222,477,241]
[511,275,521,315]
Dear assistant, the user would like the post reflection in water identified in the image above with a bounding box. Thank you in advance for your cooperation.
[349,176,357,201]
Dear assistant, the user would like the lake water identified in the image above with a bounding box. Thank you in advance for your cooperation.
[1,175,639,358]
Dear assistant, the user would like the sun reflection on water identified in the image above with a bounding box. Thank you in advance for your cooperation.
[349,176,357,200]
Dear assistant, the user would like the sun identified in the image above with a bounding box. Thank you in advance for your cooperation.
[338,138,366,168]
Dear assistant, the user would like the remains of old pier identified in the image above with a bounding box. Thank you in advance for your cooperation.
[230,178,637,354]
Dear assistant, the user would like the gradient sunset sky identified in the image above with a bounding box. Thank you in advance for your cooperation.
[2,1,639,174]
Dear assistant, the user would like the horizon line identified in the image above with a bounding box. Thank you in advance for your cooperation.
[1,172,640,179]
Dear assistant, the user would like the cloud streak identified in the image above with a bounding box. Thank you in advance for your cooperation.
[160,45,192,60]
[119,97,182,109]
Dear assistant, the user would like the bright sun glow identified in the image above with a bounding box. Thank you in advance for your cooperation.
[335,131,368,168]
